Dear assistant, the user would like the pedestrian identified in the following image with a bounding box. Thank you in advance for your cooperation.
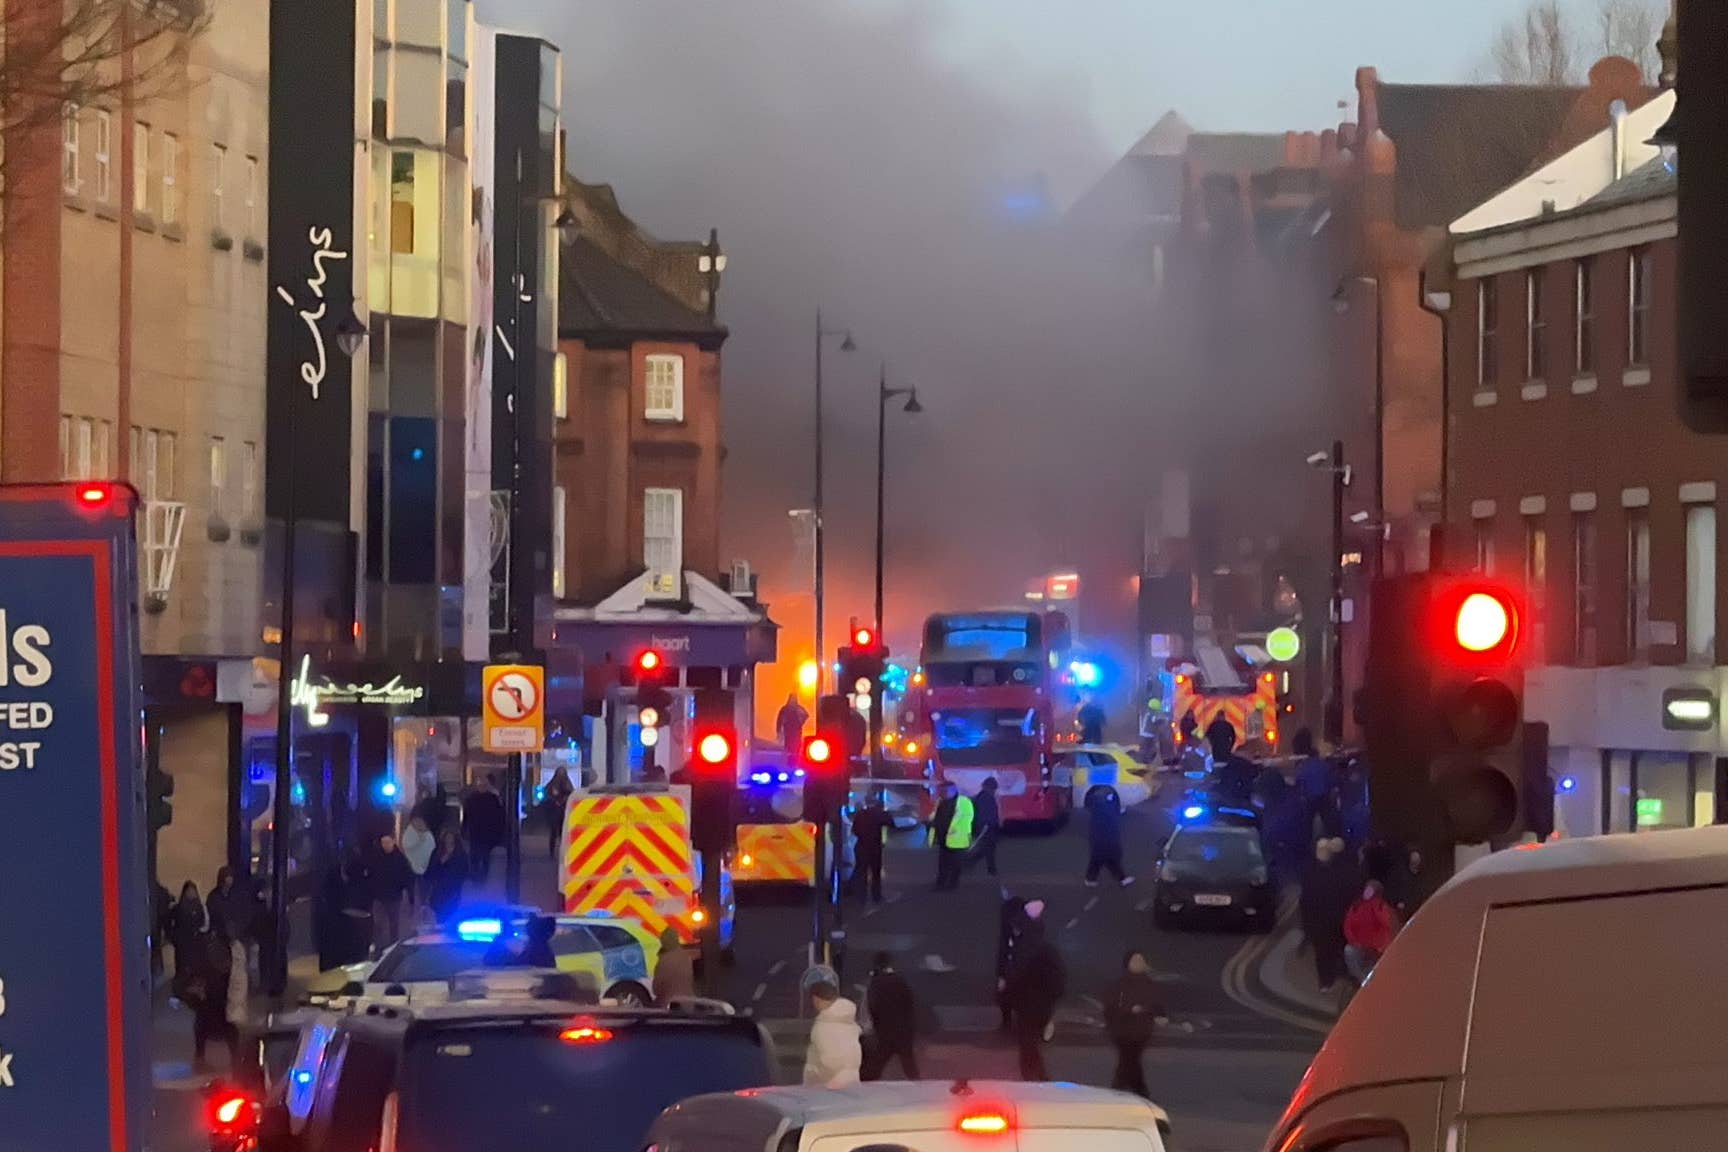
[1292,728,1338,830]
[402,815,435,909]
[167,881,208,991]
[1208,726,1256,806]
[205,866,248,944]
[1077,695,1106,745]
[411,785,446,839]
[1204,713,1237,763]
[929,781,974,890]
[775,693,810,754]
[339,847,377,961]
[1386,847,1426,919]
[1178,709,1199,751]
[542,766,576,860]
[1105,951,1164,1098]
[860,951,919,1081]
[850,792,893,903]
[653,928,696,1004]
[1083,783,1134,888]
[1343,879,1400,986]
[314,862,347,971]
[802,981,863,1088]
[968,777,1002,877]
[364,833,415,950]
[1300,836,1355,993]
[995,892,1029,1031]
[1002,901,1064,1080]
[462,774,506,885]
[424,828,470,924]
[485,914,557,968]
[189,925,238,1070]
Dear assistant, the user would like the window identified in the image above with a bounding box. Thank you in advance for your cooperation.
[1474,520,1495,574]
[128,426,141,484]
[1629,246,1653,366]
[160,131,179,225]
[1526,517,1548,659]
[551,484,567,598]
[94,420,111,477]
[1574,258,1595,376]
[553,351,568,420]
[1525,268,1545,381]
[1574,513,1597,665]
[644,354,684,421]
[1627,509,1651,660]
[1687,503,1716,664]
[159,431,177,498]
[93,110,112,202]
[74,418,94,480]
[1476,277,1498,388]
[132,121,149,212]
[58,417,72,480]
[141,429,159,499]
[62,104,80,193]
[241,440,259,520]
[643,487,683,579]
[244,155,258,233]
[208,437,228,520]
[210,143,226,228]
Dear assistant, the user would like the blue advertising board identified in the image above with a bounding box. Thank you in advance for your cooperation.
[0,484,147,1152]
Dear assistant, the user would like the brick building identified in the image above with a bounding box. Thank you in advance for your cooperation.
[1444,83,1715,837]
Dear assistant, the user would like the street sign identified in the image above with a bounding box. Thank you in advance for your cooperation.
[0,484,148,1152]
[483,663,545,752]
[1265,626,1301,663]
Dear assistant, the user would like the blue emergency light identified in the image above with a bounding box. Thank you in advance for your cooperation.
[777,772,791,783]
[1181,804,1207,821]
[1558,775,1578,793]
[455,917,503,942]
[749,771,773,785]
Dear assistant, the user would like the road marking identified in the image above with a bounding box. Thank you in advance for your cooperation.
[752,983,768,1002]
[767,959,787,977]
[864,905,880,918]
[1063,917,1080,932]
[1135,898,1152,913]
[1218,892,1332,1035]
[1083,896,1099,913]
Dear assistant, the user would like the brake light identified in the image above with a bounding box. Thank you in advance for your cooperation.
[560,1021,615,1044]
[958,1112,1011,1134]
[206,1090,258,1133]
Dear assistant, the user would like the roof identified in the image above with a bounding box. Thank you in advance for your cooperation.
[659,1081,1168,1133]
[1281,825,1728,1126]
[560,235,726,347]
[1185,132,1287,175]
[555,569,762,623]
[1374,81,1582,229]
[1581,154,1675,209]
[1129,110,1194,158]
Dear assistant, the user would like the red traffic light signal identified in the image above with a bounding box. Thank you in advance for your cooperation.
[853,626,876,649]
[1454,591,1515,654]
[802,735,835,767]
[696,728,734,767]
[636,650,664,674]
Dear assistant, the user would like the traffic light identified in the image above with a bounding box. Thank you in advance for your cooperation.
[801,733,842,825]
[838,624,889,697]
[147,761,175,831]
[689,689,737,853]
[1363,573,1529,848]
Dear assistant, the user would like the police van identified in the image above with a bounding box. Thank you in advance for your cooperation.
[647,1080,1171,1152]
[1264,825,1728,1152]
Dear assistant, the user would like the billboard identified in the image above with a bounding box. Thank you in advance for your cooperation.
[0,484,147,1152]
[266,0,358,527]
[464,24,497,660]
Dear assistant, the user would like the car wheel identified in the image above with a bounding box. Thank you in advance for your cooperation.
[609,981,652,1007]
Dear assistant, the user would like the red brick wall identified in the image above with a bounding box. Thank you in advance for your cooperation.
[1,90,63,480]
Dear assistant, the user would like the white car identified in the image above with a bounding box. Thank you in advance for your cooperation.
[649,1079,1172,1152]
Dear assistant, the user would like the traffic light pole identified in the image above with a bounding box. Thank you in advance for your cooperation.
[699,844,722,997]
[1328,438,1346,747]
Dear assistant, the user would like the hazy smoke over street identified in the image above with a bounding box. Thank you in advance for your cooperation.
[504,0,1160,659]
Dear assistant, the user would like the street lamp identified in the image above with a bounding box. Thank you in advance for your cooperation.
[813,309,855,692]
[873,364,921,772]
[1308,442,1350,748]
[269,296,368,996]
[698,228,726,319]
[1334,275,1385,574]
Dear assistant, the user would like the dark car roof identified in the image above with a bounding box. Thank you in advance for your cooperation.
[337,1000,765,1044]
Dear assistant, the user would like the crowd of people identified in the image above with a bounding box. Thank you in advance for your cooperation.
[158,867,266,1070]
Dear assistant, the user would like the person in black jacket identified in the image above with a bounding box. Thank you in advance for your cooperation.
[485,915,557,968]
[363,833,415,949]
[995,894,1029,1031]
[929,783,958,890]
[1003,902,1065,1079]
[1300,836,1356,992]
[1105,951,1164,1097]
[462,775,507,884]
[424,828,470,923]
[850,793,894,903]
[968,778,1002,877]
[1083,784,1134,887]
[860,951,919,1081]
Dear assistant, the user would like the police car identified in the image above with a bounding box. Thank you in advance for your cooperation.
[305,910,663,1008]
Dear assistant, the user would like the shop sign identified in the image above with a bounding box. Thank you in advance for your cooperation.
[289,656,424,724]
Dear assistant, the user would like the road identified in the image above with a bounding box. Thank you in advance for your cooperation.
[149,778,1321,1152]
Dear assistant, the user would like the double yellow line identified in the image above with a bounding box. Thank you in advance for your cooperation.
[1219,892,1335,1035]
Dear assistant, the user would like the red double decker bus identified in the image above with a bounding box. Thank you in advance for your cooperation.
[909,610,1072,830]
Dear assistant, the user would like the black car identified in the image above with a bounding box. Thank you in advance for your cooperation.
[259,996,775,1152]
[1152,822,1276,931]
[205,1009,318,1152]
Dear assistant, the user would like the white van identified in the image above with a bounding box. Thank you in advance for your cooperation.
[1264,825,1728,1152]
[647,1080,1171,1152]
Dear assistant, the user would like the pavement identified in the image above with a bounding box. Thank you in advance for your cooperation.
[150,787,1333,1152]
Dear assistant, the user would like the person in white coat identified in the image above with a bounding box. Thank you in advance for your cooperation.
[802,981,863,1088]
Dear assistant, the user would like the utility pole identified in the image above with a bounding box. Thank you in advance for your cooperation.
[814,310,828,698]
[1329,439,1346,747]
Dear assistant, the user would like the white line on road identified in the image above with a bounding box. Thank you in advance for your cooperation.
[1063,917,1080,932]
[1084,896,1099,913]
[752,983,768,1002]
[1135,898,1152,913]
[768,959,787,977]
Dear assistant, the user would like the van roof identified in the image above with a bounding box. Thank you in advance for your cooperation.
[1283,826,1728,1121]
[659,1080,1166,1135]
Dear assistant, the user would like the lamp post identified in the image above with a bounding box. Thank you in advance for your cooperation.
[498,156,579,903]
[873,364,921,773]
[268,299,367,997]
[1333,276,1385,574]
[813,310,855,689]
[1307,443,1350,748]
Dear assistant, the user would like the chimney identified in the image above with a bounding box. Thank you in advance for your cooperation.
[1610,99,1629,180]
[1657,6,1677,89]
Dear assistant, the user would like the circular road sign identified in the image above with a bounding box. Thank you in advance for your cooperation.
[1266,626,1302,663]
[488,669,540,721]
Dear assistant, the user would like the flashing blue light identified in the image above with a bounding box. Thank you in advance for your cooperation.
[749,771,772,785]
[777,772,791,783]
[290,779,308,805]
[410,446,425,461]
[1218,805,1257,819]
[1069,660,1102,688]
[1558,775,1578,793]
[376,779,400,801]
[1181,804,1206,821]
[534,786,546,803]
[294,1070,313,1086]
[455,917,502,942]
[794,768,806,778]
